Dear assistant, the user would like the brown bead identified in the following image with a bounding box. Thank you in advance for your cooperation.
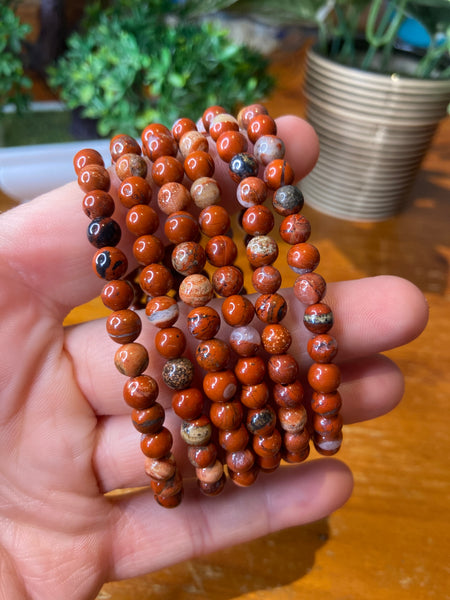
[307,334,338,363]
[139,264,174,297]
[82,190,115,219]
[303,303,334,334]
[240,382,269,409]
[252,265,282,294]
[218,424,249,452]
[272,185,304,217]
[246,236,278,268]
[235,356,266,386]
[205,235,237,267]
[171,241,206,276]
[178,130,209,158]
[287,243,320,274]
[261,324,292,354]
[294,272,327,305]
[202,105,226,131]
[145,295,179,328]
[190,177,221,209]
[152,155,184,186]
[150,469,183,497]
[184,150,215,181]
[198,204,230,237]
[157,182,191,215]
[273,380,304,408]
[115,343,149,377]
[118,176,152,208]
[196,338,231,372]
[263,159,295,190]
[278,405,307,433]
[187,442,217,468]
[236,177,267,208]
[92,246,128,280]
[171,117,197,143]
[314,430,343,456]
[284,429,310,454]
[73,148,104,175]
[246,405,277,436]
[279,214,311,245]
[196,459,224,483]
[308,362,341,393]
[143,133,177,162]
[216,130,248,162]
[78,164,110,192]
[268,353,299,385]
[210,400,244,430]
[209,113,239,141]
[229,464,260,487]
[126,204,159,236]
[123,375,158,410]
[179,274,214,308]
[254,134,285,166]
[110,134,141,162]
[247,113,277,143]
[115,153,147,181]
[229,325,261,357]
[164,211,199,244]
[145,454,177,481]
[106,309,142,344]
[162,357,194,390]
[203,370,238,402]
[198,473,226,497]
[311,391,342,416]
[241,205,274,236]
[131,403,165,434]
[226,448,255,473]
[221,295,255,327]
[237,103,269,129]
[257,452,282,472]
[180,415,212,446]
[140,427,173,459]
[255,293,287,324]
[101,279,135,311]
[212,265,243,297]
[132,234,164,265]
[155,327,186,359]
[252,429,282,457]
[172,387,204,421]
[154,490,183,508]
[187,306,221,340]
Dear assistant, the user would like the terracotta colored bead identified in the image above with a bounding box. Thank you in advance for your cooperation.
[313,413,343,436]
[203,370,238,402]
[187,306,220,340]
[143,133,177,161]
[218,424,249,452]
[132,234,164,265]
[198,204,231,237]
[101,279,135,311]
[235,355,266,385]
[187,442,217,468]
[150,469,183,497]
[241,205,274,236]
[261,323,292,354]
[210,399,244,430]
[229,326,261,357]
[287,243,320,274]
[123,374,158,410]
[209,113,239,141]
[131,403,165,434]
[190,177,221,209]
[311,391,342,416]
[141,123,171,147]
[307,334,338,363]
[246,405,277,436]
[237,103,268,129]
[308,362,341,394]
[229,464,260,487]
[178,130,209,158]
[171,117,197,143]
[162,357,194,390]
[126,204,159,236]
[196,338,231,372]
[154,490,183,508]
[247,113,277,143]
[205,235,237,267]
[171,241,206,276]
[273,380,304,408]
[180,415,212,446]
[202,105,226,131]
[257,452,282,472]
[155,327,186,359]
[278,405,307,433]
[172,387,204,420]
[87,217,121,248]
[164,211,199,244]
[253,134,285,166]
[303,303,334,334]
[221,295,255,327]
[196,459,224,483]
[145,295,179,328]
[252,429,282,457]
[313,430,343,455]
[198,473,226,496]
[184,150,215,181]
[156,182,190,215]
[236,177,267,208]
[212,265,243,297]
[294,272,327,305]
[246,235,278,268]
[119,176,152,208]
[255,293,287,324]
[139,264,174,297]
[152,155,184,186]
[92,246,128,280]
[263,159,294,190]
[229,152,258,183]
[82,190,114,219]
[179,274,214,308]
[145,454,177,481]
[110,134,141,162]
[73,148,104,175]
[282,446,310,464]
[226,448,255,473]
[115,153,147,181]
[267,353,299,385]
[114,343,149,377]
[106,309,142,344]
[140,426,173,459]
[284,428,310,453]
[78,164,110,192]
[252,265,282,294]
[279,214,311,245]
[272,185,304,216]
[240,381,269,409]
[216,130,248,163]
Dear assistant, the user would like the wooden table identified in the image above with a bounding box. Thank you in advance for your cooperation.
[1,48,449,600]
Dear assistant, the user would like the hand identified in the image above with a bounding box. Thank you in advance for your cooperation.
[0,115,428,599]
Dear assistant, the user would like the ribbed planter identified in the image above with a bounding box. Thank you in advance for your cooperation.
[300,46,450,221]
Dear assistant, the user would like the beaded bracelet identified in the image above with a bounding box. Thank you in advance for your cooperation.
[74,103,343,508]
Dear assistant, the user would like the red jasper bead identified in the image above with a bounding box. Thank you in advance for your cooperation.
[87,217,121,248]
[240,381,270,409]
[219,424,249,452]
[237,103,269,129]
[171,241,206,276]
[150,469,183,496]
[101,279,135,311]
[247,113,277,143]
[236,176,267,208]
[294,272,327,305]
[202,105,226,131]
[241,205,274,236]
[140,264,174,297]
[82,190,114,219]
[145,295,179,328]
[106,309,142,344]
[118,176,152,208]
[187,442,218,468]
[184,150,215,181]
[263,159,294,190]
[311,391,342,416]
[216,130,248,163]
[152,155,184,186]
[279,213,311,245]
[126,204,159,236]
[255,293,287,324]
[115,153,147,181]
[92,246,128,280]
[187,306,221,340]
[313,413,343,436]
[123,375,158,410]
[221,295,255,327]
[164,211,200,244]
[141,123,171,147]
[267,353,299,385]
[179,274,214,308]
[307,334,338,363]
[212,265,244,297]
[203,370,238,402]
[114,343,149,377]
[73,148,104,175]
[308,362,341,393]
[283,447,310,464]
[284,429,310,453]
[205,235,237,267]
[273,380,304,408]
[171,117,197,143]
[252,265,282,294]
[229,464,260,487]
[143,133,177,161]
[140,427,173,459]
[257,452,282,472]
[157,182,191,215]
[196,459,224,483]
[235,356,266,386]
[246,235,278,268]
[196,338,231,372]
[313,431,343,456]
[253,134,285,166]
[252,429,282,457]
[229,325,261,357]
[179,130,209,158]
[154,491,183,508]
[172,387,204,421]
[261,324,292,354]
[131,403,165,434]
[145,454,177,481]
[180,415,212,446]
[278,405,307,433]
[162,357,194,390]
[246,405,277,436]
[210,399,244,430]
[78,164,110,192]
[198,205,230,237]
[132,234,164,265]
[190,177,221,210]
[287,243,320,274]
[155,327,186,359]
[226,448,255,473]
[110,134,141,161]
[303,303,334,334]
[209,113,239,141]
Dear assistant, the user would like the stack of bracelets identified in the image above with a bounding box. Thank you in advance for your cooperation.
[73,103,343,508]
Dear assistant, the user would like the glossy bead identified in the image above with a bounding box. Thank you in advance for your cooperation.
[145,295,179,328]
[272,185,304,216]
[126,204,159,236]
[132,235,164,265]
[196,338,231,372]
[82,190,114,219]
[240,381,269,409]
[235,356,266,386]
[255,293,287,324]
[264,159,294,190]
[203,370,238,402]
[184,150,215,181]
[172,387,204,420]
[73,148,104,175]
[106,309,142,344]
[150,469,183,497]
[187,442,217,468]
[196,459,224,483]
[237,103,269,129]
[187,306,220,340]
[229,325,261,357]
[190,177,221,209]
[78,164,110,192]
[118,176,152,208]
[283,447,310,464]
[140,427,173,459]
[252,265,282,294]
[313,431,342,456]
[115,153,147,181]
[278,405,307,433]
[171,117,197,143]
[212,265,243,297]
[209,113,239,141]
[198,472,226,496]
[303,303,334,334]
[294,272,327,305]
[252,429,282,457]
[155,327,186,359]
[218,424,249,452]
[253,134,285,166]
[273,380,304,408]
[164,211,199,244]
[131,403,165,434]
[307,334,338,363]
[123,375,158,410]
[152,155,184,186]
[143,133,177,161]
[216,130,248,162]
[221,295,255,327]
[110,134,141,161]
[284,429,310,453]
[267,353,299,385]
[229,464,259,487]
[178,130,209,158]
[210,400,244,430]
[179,274,214,308]
[154,490,183,508]
[246,405,277,436]
[157,182,190,215]
[313,413,343,436]
[198,204,231,237]
[205,235,237,268]
[92,246,128,280]
[236,177,267,208]
[180,415,212,446]
[257,452,282,472]
[229,152,258,183]
[279,214,311,245]
[171,241,206,276]
[308,362,341,393]
[246,235,278,268]
[202,105,226,131]
[226,448,255,473]
[87,217,121,248]
[247,113,277,143]
[114,343,149,377]
[261,324,292,354]
[311,391,342,416]
[241,205,274,236]
[141,122,171,147]
[139,264,174,297]
[287,243,320,274]
[101,279,135,311]
[162,357,194,390]
[145,454,177,480]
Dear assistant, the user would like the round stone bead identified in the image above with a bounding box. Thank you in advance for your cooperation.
[73,148,104,175]
[140,427,173,459]
[229,464,260,487]
[202,105,226,131]
[240,381,269,409]
[171,117,197,143]
[143,133,177,161]
[237,103,268,129]
[162,357,194,390]
[247,113,277,143]
[307,334,338,363]
[273,380,304,408]
[221,295,255,327]
[313,413,343,436]
[210,400,244,430]
[106,309,142,344]
[78,164,110,192]
[179,274,214,308]
[119,176,152,208]
[144,453,177,481]
[82,190,115,219]
[114,343,149,377]
[212,265,244,297]
[257,452,282,472]
[246,235,278,268]
[261,324,292,354]
[226,448,255,473]
[294,272,327,305]
[123,374,158,410]
[216,130,248,163]
[246,405,277,436]
[187,442,217,468]
[172,387,204,421]
[145,295,179,328]
[164,211,200,244]
[184,150,215,181]
[180,415,212,446]
[287,243,320,274]
[283,447,310,464]
[87,217,121,248]
[284,429,310,454]
[255,293,287,324]
[313,431,342,456]
[196,459,224,483]
[252,265,282,294]
[126,204,159,236]
[205,235,237,267]
[241,205,274,236]
[196,338,231,372]
[308,362,341,393]
[187,306,221,340]
[203,370,238,402]
[311,391,342,416]
[190,177,221,209]
[278,405,307,433]
[303,303,334,334]
[228,153,258,183]
[131,403,165,434]
[141,122,171,147]
[150,469,183,497]
[198,205,230,237]
[272,185,304,216]
[267,353,299,385]
[115,153,147,181]
[157,182,191,215]
[155,327,186,359]
[197,473,225,495]
[92,246,128,280]
[139,264,174,297]
[252,429,282,457]
[171,241,206,276]
[229,325,261,357]
[152,155,184,186]
[236,177,267,208]
[209,113,239,141]
[264,159,295,190]
[279,214,311,245]
[178,130,209,158]
[110,134,141,162]
[235,356,266,386]
[101,279,135,311]
[154,490,183,508]
[132,234,164,265]
[253,134,285,166]
[218,424,249,453]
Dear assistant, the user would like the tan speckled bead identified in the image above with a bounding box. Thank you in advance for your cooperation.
[190,177,221,209]
[115,153,147,181]
[180,415,212,446]
[179,274,214,308]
